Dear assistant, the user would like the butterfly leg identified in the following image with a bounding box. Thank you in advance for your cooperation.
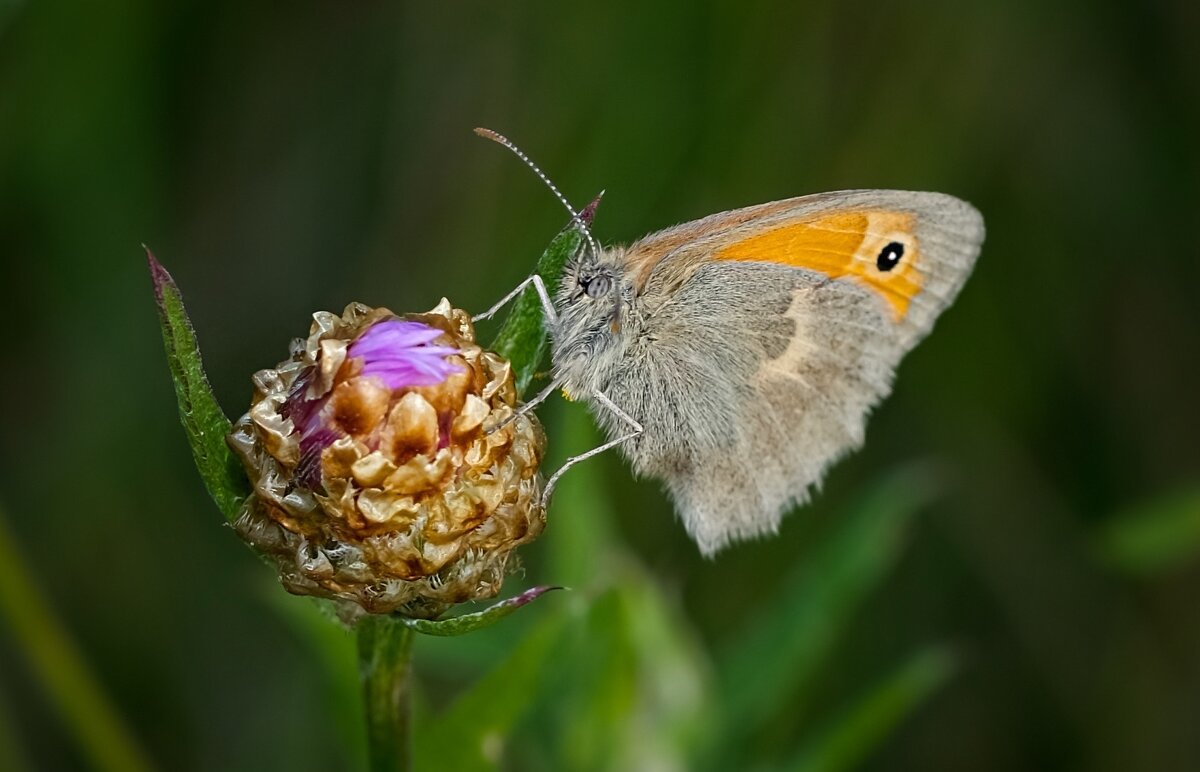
[478,273,561,433]
[472,274,559,323]
[486,375,562,434]
[540,390,643,508]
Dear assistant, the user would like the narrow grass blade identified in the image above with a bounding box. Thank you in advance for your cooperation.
[0,505,153,772]
[787,646,956,772]
[1095,487,1200,576]
[717,467,938,744]
[415,603,572,771]
[265,593,366,770]
[0,685,33,772]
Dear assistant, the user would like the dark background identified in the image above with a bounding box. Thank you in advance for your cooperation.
[2,1,1199,770]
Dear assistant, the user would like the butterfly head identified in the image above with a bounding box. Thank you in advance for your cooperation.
[551,246,635,393]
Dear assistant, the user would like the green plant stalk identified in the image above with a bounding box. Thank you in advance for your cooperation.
[358,616,416,772]
[0,507,153,772]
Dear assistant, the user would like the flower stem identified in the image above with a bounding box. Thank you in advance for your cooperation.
[357,616,416,772]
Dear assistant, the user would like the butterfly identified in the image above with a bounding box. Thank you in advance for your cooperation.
[475,130,984,555]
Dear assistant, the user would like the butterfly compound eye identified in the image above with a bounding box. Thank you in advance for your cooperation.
[876,241,904,272]
[584,274,612,299]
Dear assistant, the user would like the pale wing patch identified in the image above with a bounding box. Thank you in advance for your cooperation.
[759,294,868,443]
[652,268,899,555]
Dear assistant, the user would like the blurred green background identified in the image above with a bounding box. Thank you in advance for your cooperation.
[2,0,1199,770]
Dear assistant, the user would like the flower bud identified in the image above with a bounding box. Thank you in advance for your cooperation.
[228,299,546,619]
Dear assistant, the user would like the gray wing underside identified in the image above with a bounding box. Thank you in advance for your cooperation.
[604,262,899,555]
[596,191,983,554]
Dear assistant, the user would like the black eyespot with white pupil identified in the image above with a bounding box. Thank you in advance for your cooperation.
[876,241,904,272]
[583,274,612,299]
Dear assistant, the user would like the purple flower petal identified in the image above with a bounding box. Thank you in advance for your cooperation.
[350,320,464,389]
[281,319,466,490]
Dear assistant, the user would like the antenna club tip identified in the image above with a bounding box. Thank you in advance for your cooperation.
[473,127,506,144]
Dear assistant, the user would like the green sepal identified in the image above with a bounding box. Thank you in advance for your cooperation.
[147,249,249,522]
[400,586,564,637]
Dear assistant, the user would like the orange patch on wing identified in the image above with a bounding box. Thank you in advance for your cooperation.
[715,210,923,319]
[623,199,801,290]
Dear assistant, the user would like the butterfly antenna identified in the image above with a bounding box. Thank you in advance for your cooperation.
[474,127,600,258]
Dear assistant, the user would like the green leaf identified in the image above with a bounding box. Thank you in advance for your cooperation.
[536,437,713,771]
[1095,487,1200,576]
[551,577,713,772]
[147,249,248,521]
[543,402,622,586]
[489,196,599,394]
[416,599,572,771]
[716,467,938,750]
[402,586,563,637]
[548,588,637,771]
[786,646,956,772]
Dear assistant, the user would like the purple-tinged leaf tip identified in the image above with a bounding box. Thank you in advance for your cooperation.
[505,584,565,608]
[580,191,603,225]
[145,245,174,307]
[484,585,564,615]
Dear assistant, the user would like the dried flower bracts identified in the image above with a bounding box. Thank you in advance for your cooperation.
[228,299,546,618]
